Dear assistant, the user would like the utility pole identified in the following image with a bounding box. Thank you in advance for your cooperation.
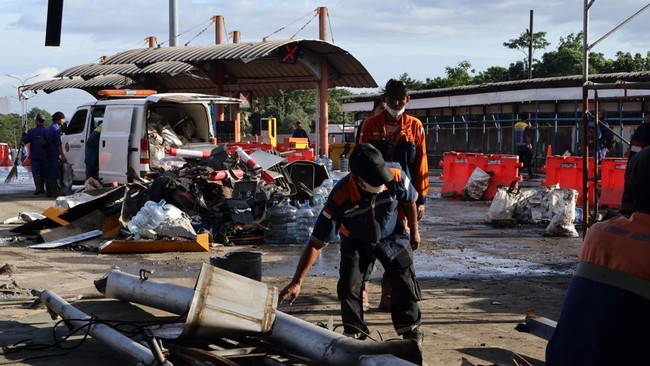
[528,10,534,79]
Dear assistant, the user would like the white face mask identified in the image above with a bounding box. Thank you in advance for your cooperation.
[356,176,385,194]
[385,105,405,119]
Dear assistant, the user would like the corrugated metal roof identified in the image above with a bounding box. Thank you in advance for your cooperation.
[27,39,377,98]
[25,75,137,94]
[340,71,650,103]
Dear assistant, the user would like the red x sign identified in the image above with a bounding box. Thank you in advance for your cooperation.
[279,44,300,64]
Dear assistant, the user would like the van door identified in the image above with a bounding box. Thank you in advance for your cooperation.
[62,107,90,182]
[99,106,135,184]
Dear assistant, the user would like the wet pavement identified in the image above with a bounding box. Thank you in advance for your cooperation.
[0,166,582,281]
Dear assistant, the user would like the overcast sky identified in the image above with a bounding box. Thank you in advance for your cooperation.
[1,0,649,118]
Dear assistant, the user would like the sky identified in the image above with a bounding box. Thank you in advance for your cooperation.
[1,0,649,118]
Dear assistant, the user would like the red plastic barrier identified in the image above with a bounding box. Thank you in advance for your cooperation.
[0,144,13,166]
[22,145,30,166]
[283,149,316,163]
[474,154,522,200]
[542,156,597,206]
[599,158,627,209]
[439,152,482,197]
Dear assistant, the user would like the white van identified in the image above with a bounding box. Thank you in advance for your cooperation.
[62,93,240,184]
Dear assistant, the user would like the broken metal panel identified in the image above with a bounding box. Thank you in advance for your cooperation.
[181,263,277,337]
[29,230,103,249]
[39,289,171,366]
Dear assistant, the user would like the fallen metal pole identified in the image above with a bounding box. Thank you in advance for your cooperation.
[98,269,422,365]
[39,289,172,366]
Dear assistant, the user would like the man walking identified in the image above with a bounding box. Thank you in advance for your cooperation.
[279,144,423,345]
[44,111,67,197]
[21,114,48,195]
[358,79,429,310]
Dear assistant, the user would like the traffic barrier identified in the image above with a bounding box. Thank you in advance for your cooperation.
[474,154,522,200]
[439,152,481,197]
[283,149,315,163]
[0,143,13,166]
[22,145,30,167]
[599,158,627,209]
[542,156,597,206]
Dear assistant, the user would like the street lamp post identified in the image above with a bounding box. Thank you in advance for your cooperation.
[5,74,40,128]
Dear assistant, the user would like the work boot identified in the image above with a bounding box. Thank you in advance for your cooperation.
[361,281,370,312]
[46,179,59,198]
[402,327,424,346]
[378,276,392,312]
[32,176,45,195]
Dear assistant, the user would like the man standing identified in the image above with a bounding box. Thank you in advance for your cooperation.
[546,146,650,365]
[21,114,48,195]
[621,114,650,214]
[358,79,428,310]
[514,112,534,179]
[292,121,310,144]
[44,111,67,197]
[279,144,423,345]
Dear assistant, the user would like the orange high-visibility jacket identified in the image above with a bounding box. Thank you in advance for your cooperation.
[358,112,428,204]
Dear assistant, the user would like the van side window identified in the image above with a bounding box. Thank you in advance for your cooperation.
[65,109,88,135]
[91,107,105,131]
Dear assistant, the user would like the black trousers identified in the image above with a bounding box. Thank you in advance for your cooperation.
[337,236,421,335]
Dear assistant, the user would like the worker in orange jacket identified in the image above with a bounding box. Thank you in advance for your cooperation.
[358,79,429,311]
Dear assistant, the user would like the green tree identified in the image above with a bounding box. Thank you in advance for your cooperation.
[474,66,510,84]
[398,73,424,91]
[0,113,23,149]
[503,30,551,77]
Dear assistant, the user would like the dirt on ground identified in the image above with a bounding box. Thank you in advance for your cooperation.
[0,172,583,366]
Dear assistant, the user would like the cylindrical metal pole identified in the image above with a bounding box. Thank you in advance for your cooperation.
[169,0,178,46]
[528,10,534,79]
[40,290,169,366]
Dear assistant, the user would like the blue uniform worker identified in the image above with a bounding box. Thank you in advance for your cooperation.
[21,114,48,194]
[279,143,423,345]
[44,111,68,197]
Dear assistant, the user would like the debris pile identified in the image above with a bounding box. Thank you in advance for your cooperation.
[5,145,340,252]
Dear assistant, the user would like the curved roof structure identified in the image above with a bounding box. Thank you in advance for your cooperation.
[25,39,377,98]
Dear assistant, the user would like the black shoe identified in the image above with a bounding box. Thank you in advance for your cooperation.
[402,328,424,346]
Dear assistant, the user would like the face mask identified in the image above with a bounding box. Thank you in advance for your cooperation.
[385,105,405,119]
[356,176,385,194]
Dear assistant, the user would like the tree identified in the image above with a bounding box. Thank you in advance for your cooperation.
[503,30,550,77]
[474,66,510,84]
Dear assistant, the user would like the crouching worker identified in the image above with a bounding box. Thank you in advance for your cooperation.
[279,143,423,345]
[545,146,650,365]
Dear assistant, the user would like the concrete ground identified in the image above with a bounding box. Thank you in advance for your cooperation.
[0,167,582,365]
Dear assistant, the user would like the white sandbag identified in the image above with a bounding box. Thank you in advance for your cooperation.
[486,186,520,223]
[462,167,491,201]
[55,192,95,210]
[512,188,538,223]
[543,188,579,237]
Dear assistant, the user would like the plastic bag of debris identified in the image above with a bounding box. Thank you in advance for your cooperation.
[512,188,538,224]
[486,185,521,224]
[461,167,491,200]
[542,188,579,237]
[55,192,95,210]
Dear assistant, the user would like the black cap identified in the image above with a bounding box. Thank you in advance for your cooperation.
[52,111,65,121]
[35,114,45,122]
[384,79,407,98]
[625,146,650,210]
[349,143,393,187]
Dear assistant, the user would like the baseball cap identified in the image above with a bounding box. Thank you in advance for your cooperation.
[625,146,650,210]
[349,143,393,187]
[35,114,45,122]
[384,79,407,98]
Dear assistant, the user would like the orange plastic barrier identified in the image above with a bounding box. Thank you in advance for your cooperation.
[542,156,597,206]
[439,152,481,197]
[474,154,523,200]
[283,149,315,163]
[0,143,13,166]
[599,158,627,209]
[22,145,30,167]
